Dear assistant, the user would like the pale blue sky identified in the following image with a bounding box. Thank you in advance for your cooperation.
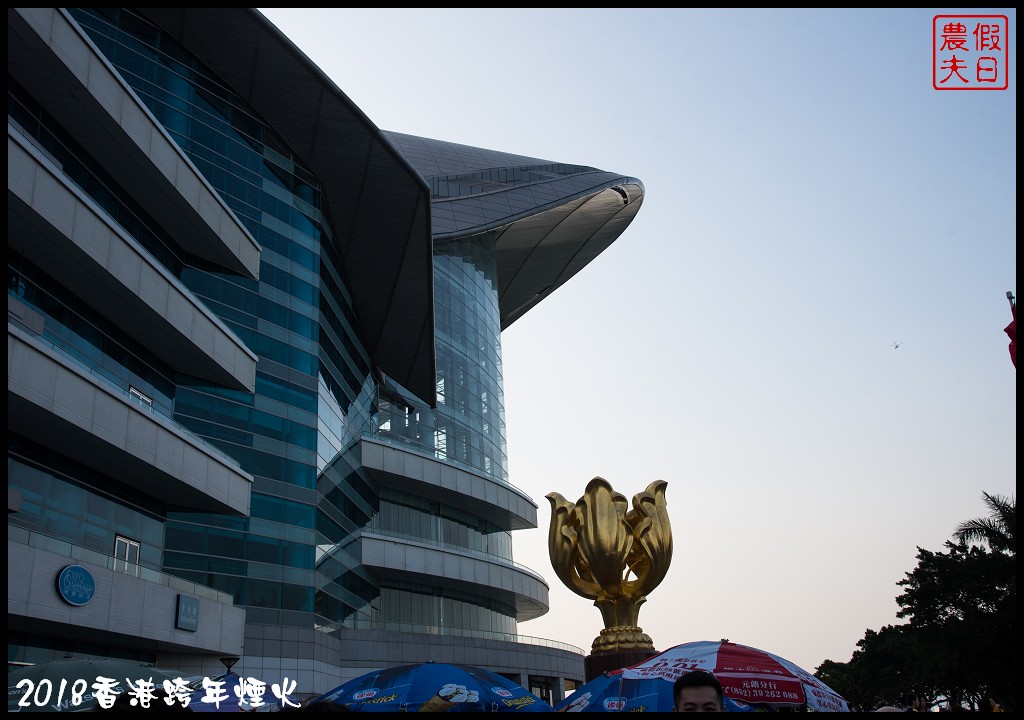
[260,8,1016,674]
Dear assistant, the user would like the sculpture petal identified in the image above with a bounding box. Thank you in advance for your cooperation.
[624,480,673,596]
[546,492,598,599]
[575,477,631,598]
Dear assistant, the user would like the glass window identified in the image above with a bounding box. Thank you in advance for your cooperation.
[165,525,205,554]
[114,535,141,576]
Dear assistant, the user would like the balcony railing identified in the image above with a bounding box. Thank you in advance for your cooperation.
[315,617,584,656]
[8,322,244,473]
[361,432,531,500]
[361,528,547,586]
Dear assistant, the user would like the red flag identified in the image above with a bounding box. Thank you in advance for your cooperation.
[1006,294,1016,368]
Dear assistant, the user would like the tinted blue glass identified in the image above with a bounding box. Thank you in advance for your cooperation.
[373,232,507,482]
[379,581,515,635]
[368,488,512,560]
[8,442,165,566]
[9,250,177,418]
[7,79,199,277]
[70,8,375,624]
[68,9,516,634]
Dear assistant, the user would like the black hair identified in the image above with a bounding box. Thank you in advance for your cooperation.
[673,670,724,708]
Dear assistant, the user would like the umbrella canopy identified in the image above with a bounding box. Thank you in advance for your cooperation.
[311,661,552,712]
[555,671,669,712]
[7,658,198,713]
[618,640,849,712]
[555,671,752,713]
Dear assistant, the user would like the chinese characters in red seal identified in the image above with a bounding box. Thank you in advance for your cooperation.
[933,15,1009,90]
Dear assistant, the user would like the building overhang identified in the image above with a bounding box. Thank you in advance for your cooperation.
[137,8,437,407]
[360,532,549,622]
[491,181,644,329]
[8,325,253,516]
[359,436,538,532]
[9,128,258,392]
[381,131,645,331]
[7,8,261,281]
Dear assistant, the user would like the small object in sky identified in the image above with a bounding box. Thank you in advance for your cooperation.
[893,341,901,349]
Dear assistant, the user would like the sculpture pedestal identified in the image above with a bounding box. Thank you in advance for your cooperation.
[584,649,660,682]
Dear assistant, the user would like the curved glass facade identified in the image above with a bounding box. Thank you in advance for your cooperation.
[379,580,517,636]
[375,231,508,482]
[7,5,648,700]
[67,8,515,637]
[69,8,377,627]
[367,487,513,560]
[433,233,508,481]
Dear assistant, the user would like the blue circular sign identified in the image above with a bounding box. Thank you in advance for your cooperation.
[56,565,96,606]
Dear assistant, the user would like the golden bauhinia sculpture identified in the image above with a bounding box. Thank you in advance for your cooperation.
[546,477,672,654]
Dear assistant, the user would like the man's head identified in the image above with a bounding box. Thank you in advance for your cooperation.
[673,671,724,712]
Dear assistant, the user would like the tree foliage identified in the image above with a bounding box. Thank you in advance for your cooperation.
[815,493,1016,712]
[954,491,1015,555]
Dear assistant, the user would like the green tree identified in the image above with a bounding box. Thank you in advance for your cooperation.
[954,491,1015,554]
[816,493,1016,711]
[813,659,857,707]
[895,540,1011,709]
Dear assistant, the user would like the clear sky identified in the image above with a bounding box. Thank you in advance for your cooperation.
[259,8,1016,675]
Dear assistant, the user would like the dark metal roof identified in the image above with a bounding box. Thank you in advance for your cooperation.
[138,8,437,406]
[116,9,644,400]
[382,132,645,329]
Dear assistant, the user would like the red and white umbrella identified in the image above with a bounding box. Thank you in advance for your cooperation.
[621,640,849,712]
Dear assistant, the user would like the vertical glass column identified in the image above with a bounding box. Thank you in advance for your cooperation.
[374,230,508,483]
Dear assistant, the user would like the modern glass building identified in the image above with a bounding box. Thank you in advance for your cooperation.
[7,7,644,703]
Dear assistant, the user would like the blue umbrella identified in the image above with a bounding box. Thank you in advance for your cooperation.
[189,672,243,712]
[311,662,552,712]
[555,670,753,712]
